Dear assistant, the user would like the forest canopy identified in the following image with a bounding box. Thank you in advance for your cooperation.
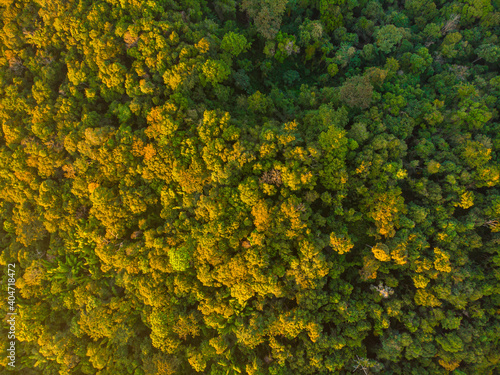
[1,0,500,374]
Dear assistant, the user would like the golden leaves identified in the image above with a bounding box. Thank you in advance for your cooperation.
[252,199,271,232]
[434,248,451,273]
[123,31,139,49]
[372,243,391,262]
[414,289,441,307]
[456,191,474,209]
[143,143,156,161]
[391,242,408,265]
[438,359,461,372]
[367,191,406,238]
[329,233,354,255]
[412,274,430,289]
[195,37,210,54]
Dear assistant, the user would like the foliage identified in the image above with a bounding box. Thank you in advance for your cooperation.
[1,0,499,374]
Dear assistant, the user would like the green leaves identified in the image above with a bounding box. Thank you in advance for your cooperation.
[221,32,250,57]
[168,245,192,272]
[476,43,500,63]
[319,0,345,32]
[318,107,350,190]
[375,25,407,54]
[201,59,231,85]
[436,333,464,353]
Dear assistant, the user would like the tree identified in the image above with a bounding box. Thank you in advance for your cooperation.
[221,32,250,57]
[201,59,231,85]
[365,190,407,238]
[375,25,407,54]
[319,0,345,32]
[475,43,500,63]
[241,0,288,40]
[340,75,373,109]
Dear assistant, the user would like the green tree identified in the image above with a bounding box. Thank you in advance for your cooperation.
[221,32,250,57]
[375,25,407,54]
[241,0,288,40]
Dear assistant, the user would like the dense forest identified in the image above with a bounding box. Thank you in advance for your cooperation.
[1,0,499,373]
